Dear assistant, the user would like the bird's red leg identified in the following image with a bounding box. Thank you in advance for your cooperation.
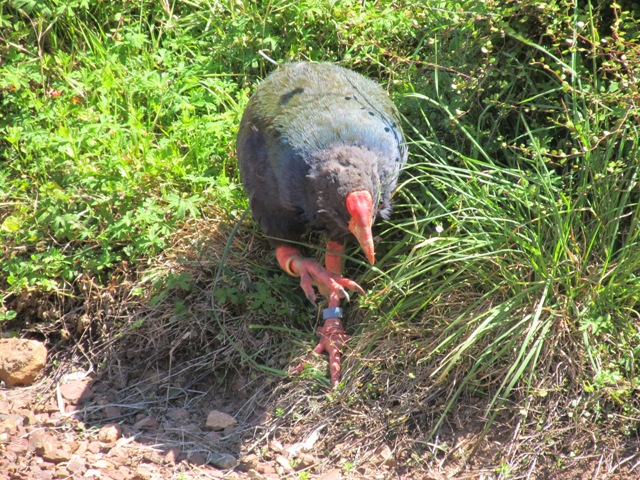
[317,240,351,386]
[325,240,345,276]
[281,241,354,387]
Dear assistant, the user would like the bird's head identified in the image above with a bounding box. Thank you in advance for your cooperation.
[306,145,391,264]
[346,190,376,265]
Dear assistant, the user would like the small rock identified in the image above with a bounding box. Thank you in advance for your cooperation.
[29,465,53,480]
[4,449,17,463]
[295,453,316,470]
[275,454,294,472]
[100,470,125,480]
[87,442,103,454]
[270,439,285,453]
[107,445,129,463]
[117,466,132,478]
[98,423,122,443]
[373,443,394,466]
[319,468,342,480]
[247,471,267,480]
[204,430,223,444]
[166,408,190,423]
[255,463,277,475]
[43,446,73,464]
[108,471,127,480]
[59,380,94,405]
[54,465,69,479]
[28,430,53,455]
[93,459,113,469]
[182,422,204,434]
[164,447,181,464]
[237,453,259,472]
[66,455,86,472]
[141,449,163,464]
[0,413,25,433]
[135,464,155,480]
[204,410,237,431]
[0,338,47,386]
[74,441,88,457]
[103,405,121,419]
[209,452,237,469]
[188,451,207,466]
[35,400,59,414]
[132,416,159,431]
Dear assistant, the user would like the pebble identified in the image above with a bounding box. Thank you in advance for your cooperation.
[166,408,190,423]
[275,454,294,472]
[204,410,237,431]
[132,416,159,431]
[59,380,94,405]
[237,453,259,471]
[188,451,207,466]
[296,453,316,469]
[103,405,122,419]
[164,447,181,464]
[98,423,122,443]
[66,455,86,472]
[0,338,47,386]
[93,459,114,469]
[208,452,237,469]
[319,468,342,480]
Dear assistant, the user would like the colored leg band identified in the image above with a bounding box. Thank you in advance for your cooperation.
[323,307,344,320]
[284,256,300,277]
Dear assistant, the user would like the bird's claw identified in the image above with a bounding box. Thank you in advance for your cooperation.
[293,317,350,387]
[305,291,317,307]
[337,286,350,303]
[294,257,363,305]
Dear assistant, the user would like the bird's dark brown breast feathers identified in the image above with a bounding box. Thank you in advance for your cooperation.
[236,62,407,244]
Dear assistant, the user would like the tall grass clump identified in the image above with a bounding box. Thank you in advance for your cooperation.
[341,0,640,444]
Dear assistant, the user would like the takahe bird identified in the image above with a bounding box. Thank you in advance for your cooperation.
[236,62,407,386]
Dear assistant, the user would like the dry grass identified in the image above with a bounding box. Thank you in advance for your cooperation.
[8,206,638,478]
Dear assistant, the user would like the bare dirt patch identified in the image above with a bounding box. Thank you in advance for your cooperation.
[2,216,639,479]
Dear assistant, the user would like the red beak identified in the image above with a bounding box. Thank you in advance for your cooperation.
[346,190,375,265]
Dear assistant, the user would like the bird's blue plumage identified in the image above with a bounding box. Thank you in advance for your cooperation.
[237,62,407,244]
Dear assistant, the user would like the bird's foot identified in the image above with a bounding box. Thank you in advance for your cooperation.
[276,246,364,306]
[293,315,350,387]
[293,257,365,305]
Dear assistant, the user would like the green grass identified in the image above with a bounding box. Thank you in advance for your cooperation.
[2,0,640,474]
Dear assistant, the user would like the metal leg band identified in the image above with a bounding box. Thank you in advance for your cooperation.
[323,307,344,320]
